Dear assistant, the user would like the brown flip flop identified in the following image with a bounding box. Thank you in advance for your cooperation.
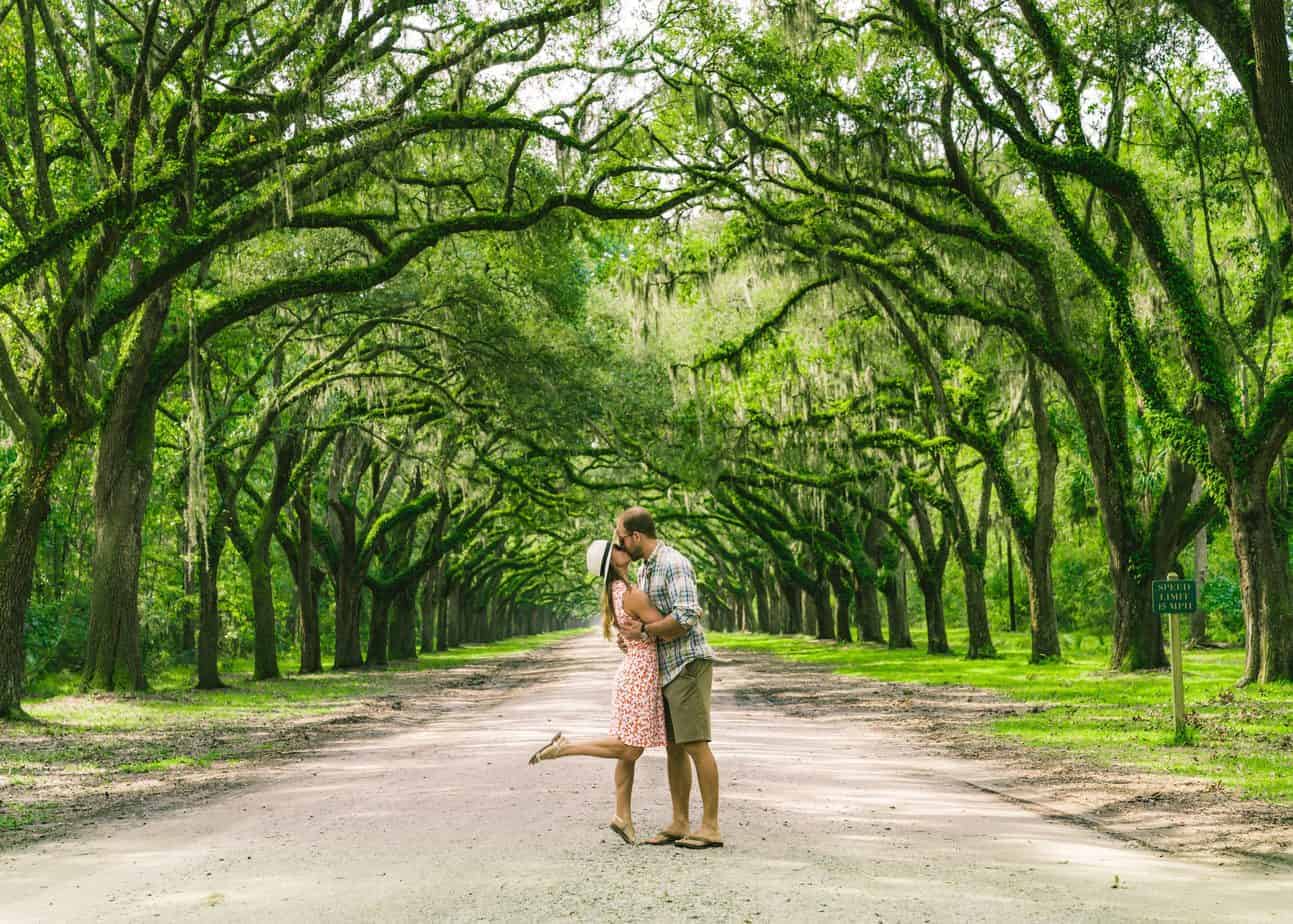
[642,831,683,846]
[675,835,724,849]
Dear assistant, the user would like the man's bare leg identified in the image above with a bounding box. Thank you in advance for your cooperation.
[663,742,691,835]
[683,741,720,840]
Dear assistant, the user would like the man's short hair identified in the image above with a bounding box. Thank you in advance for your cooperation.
[619,506,656,539]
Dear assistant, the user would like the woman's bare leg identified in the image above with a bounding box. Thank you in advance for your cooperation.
[555,737,641,760]
[614,757,637,824]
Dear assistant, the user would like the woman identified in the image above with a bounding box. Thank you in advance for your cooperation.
[527,538,666,845]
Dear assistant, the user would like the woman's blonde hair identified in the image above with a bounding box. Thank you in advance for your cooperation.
[600,557,626,640]
[601,579,615,640]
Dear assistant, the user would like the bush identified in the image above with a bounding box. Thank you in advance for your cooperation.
[23,593,90,678]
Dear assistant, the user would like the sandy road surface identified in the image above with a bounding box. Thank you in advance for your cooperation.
[2,633,1289,923]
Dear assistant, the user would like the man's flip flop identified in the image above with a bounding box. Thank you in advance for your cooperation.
[642,832,683,846]
[674,835,724,849]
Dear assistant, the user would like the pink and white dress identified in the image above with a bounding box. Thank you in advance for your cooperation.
[609,580,666,748]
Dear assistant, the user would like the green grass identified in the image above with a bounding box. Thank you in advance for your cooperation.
[0,629,585,838]
[710,627,1293,803]
[15,628,586,732]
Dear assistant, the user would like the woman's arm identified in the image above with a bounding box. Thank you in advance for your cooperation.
[622,587,666,624]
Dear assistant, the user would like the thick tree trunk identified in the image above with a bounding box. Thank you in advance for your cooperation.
[854,575,884,643]
[333,561,364,668]
[1109,554,1166,671]
[294,492,322,674]
[919,574,951,654]
[0,466,55,717]
[367,591,391,668]
[83,396,157,692]
[389,586,418,660]
[246,544,280,680]
[1230,491,1293,684]
[1025,543,1060,661]
[884,553,913,649]
[963,565,995,659]
[810,584,834,640]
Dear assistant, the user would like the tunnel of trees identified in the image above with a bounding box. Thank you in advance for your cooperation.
[1,0,1290,718]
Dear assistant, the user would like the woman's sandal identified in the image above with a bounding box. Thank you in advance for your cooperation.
[527,732,566,765]
[674,834,724,849]
[609,817,637,845]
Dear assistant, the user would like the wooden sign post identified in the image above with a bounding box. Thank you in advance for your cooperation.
[1152,573,1195,743]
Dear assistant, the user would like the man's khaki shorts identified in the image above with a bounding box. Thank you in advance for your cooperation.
[662,658,713,745]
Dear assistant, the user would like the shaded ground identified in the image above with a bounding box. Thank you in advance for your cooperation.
[2,632,1290,923]
[0,642,568,851]
[724,650,1293,866]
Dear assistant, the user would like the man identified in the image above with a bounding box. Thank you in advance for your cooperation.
[615,506,722,849]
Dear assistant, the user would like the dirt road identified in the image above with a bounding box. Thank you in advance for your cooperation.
[2,633,1288,922]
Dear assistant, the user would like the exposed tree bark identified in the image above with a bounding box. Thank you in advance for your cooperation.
[884,548,913,649]
[0,457,58,717]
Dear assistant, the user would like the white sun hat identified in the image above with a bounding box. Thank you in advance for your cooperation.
[585,538,614,580]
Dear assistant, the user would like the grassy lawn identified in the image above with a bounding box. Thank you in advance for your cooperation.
[15,628,586,731]
[0,628,584,834]
[709,627,1293,803]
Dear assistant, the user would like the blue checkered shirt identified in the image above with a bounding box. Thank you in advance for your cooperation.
[638,543,713,686]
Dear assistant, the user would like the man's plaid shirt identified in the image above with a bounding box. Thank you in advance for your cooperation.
[638,542,714,686]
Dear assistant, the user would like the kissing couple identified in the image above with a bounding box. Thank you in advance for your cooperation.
[529,506,723,849]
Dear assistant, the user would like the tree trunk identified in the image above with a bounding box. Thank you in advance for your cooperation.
[333,559,364,668]
[367,591,391,668]
[854,575,884,643]
[829,564,853,643]
[294,491,322,674]
[919,573,951,654]
[961,481,996,659]
[1109,554,1166,671]
[885,553,913,649]
[1022,361,1061,660]
[1230,488,1293,684]
[420,568,439,654]
[389,586,418,660]
[246,544,280,680]
[777,575,803,634]
[0,462,56,717]
[811,582,834,640]
[83,395,157,692]
[753,571,771,633]
[196,528,227,690]
[963,564,994,659]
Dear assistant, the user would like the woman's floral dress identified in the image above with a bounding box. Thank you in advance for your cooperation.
[609,580,666,748]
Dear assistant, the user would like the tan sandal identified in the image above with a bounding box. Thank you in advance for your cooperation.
[609,817,637,845]
[528,732,566,765]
